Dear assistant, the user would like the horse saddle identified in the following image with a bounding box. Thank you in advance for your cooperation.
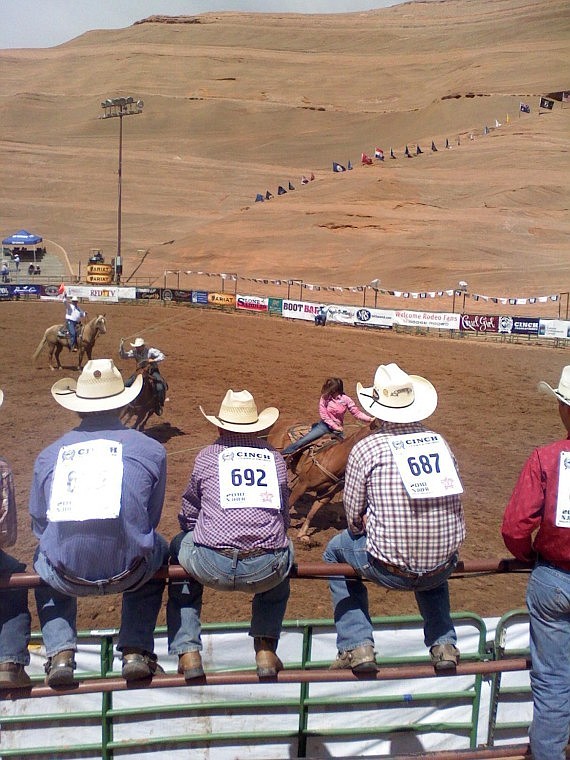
[57,327,70,339]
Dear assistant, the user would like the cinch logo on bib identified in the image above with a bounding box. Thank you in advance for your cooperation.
[218,447,281,510]
[388,433,463,499]
[555,452,570,528]
[47,440,124,522]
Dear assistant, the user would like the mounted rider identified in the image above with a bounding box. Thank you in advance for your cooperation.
[119,337,168,414]
[65,295,86,352]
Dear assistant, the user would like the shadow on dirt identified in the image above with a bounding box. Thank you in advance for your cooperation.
[143,422,186,444]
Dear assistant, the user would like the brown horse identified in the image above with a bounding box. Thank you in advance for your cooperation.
[120,363,162,431]
[267,419,379,542]
[32,314,107,371]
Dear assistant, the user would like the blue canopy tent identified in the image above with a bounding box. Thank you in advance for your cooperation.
[2,229,43,264]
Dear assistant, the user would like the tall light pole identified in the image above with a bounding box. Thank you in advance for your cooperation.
[100,96,143,284]
[369,278,381,308]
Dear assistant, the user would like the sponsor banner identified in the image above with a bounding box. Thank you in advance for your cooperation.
[118,287,137,300]
[42,284,63,298]
[282,300,322,321]
[192,290,209,305]
[0,286,11,300]
[268,297,283,316]
[11,284,41,298]
[163,289,192,303]
[394,310,460,330]
[354,307,395,329]
[236,294,269,313]
[461,314,499,333]
[208,292,235,307]
[85,286,119,302]
[538,320,570,339]
[504,316,540,336]
[136,287,162,301]
[326,305,357,324]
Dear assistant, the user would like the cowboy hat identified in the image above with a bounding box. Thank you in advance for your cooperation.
[356,363,438,423]
[131,337,145,348]
[538,366,570,406]
[200,389,279,433]
[51,358,143,413]
[70,296,79,302]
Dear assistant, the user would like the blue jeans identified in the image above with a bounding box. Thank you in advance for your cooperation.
[0,551,31,665]
[66,319,78,348]
[526,561,570,760]
[323,530,457,652]
[283,420,338,455]
[34,535,168,657]
[167,531,294,655]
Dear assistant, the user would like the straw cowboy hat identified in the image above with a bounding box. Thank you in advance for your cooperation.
[356,363,438,423]
[51,359,143,413]
[200,389,279,433]
[538,366,570,406]
[131,338,145,348]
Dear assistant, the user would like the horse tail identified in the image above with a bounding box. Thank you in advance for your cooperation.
[32,331,48,363]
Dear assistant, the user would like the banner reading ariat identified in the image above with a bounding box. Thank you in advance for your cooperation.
[208,292,235,307]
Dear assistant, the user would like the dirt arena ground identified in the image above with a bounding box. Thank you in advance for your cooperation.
[3,299,568,632]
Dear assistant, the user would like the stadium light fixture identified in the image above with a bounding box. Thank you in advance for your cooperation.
[99,96,144,284]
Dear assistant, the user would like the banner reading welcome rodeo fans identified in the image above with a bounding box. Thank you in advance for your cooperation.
[394,309,460,330]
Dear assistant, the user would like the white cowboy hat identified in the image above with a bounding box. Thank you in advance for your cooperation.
[51,358,143,413]
[538,366,570,406]
[131,337,145,348]
[200,389,279,433]
[70,296,79,302]
[356,363,438,423]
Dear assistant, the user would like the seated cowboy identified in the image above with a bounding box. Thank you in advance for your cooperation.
[119,337,167,414]
[29,359,169,687]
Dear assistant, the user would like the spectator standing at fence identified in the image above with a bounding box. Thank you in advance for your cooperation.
[64,295,86,352]
[502,366,570,760]
[283,377,373,455]
[323,363,465,673]
[0,390,32,689]
[167,389,293,680]
[29,359,168,687]
[13,254,20,274]
[1,262,9,283]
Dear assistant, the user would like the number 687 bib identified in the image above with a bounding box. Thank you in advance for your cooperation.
[388,433,463,500]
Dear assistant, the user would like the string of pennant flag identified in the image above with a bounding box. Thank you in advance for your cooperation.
[166,270,560,305]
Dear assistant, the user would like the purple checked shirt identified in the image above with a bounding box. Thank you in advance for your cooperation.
[179,432,290,550]
[344,421,465,573]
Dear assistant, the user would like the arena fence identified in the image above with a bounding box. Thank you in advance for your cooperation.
[0,560,557,759]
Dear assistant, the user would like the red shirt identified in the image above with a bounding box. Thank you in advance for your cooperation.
[502,435,570,570]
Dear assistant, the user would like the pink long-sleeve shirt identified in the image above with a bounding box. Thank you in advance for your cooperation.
[319,393,373,432]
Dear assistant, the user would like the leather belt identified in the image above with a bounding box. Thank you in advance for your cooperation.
[58,558,145,587]
[374,557,455,579]
[211,547,270,560]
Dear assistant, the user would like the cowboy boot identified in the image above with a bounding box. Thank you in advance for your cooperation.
[254,637,283,678]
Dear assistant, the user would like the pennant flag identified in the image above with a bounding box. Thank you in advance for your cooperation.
[361,152,373,165]
[390,147,396,159]
[332,161,346,172]
[519,102,531,113]
[255,193,264,202]
[495,118,501,128]
[404,145,411,157]
[310,172,315,181]
[265,190,273,200]
[483,125,489,135]
[288,181,295,190]
[374,147,384,160]
[562,92,570,104]
[416,144,423,155]
[277,185,287,195]
[539,96,554,110]
[347,160,353,170]
[506,113,510,123]
[445,138,450,149]
[301,176,309,185]
[431,140,437,152]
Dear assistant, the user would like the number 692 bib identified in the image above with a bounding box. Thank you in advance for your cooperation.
[218,447,281,509]
[388,433,463,499]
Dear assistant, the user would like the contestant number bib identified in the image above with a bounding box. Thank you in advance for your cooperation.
[218,447,281,509]
[555,451,570,527]
[47,440,124,522]
[388,433,463,499]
